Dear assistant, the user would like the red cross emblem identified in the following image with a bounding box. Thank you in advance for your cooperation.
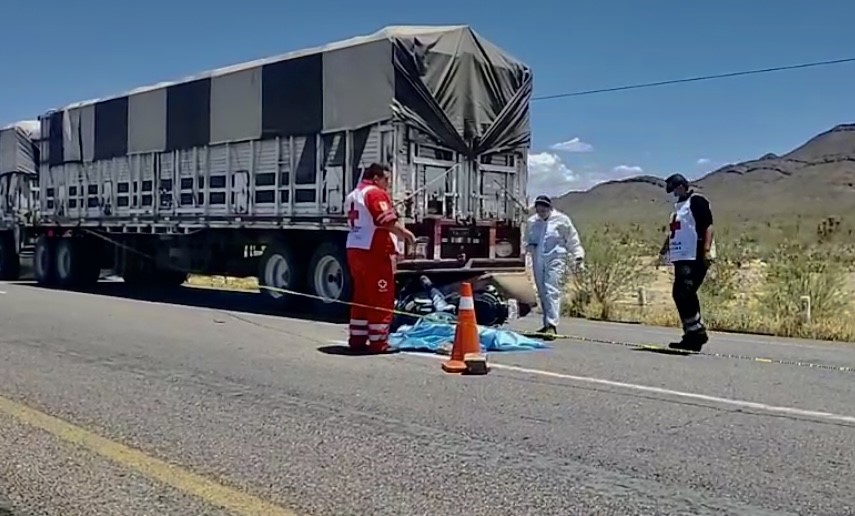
[347,202,359,228]
[669,217,681,239]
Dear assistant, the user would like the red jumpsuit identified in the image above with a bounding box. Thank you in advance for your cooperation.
[345,180,400,353]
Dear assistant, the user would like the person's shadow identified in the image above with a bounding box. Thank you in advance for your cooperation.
[316,344,400,357]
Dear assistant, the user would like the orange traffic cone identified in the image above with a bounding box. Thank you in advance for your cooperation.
[442,282,488,374]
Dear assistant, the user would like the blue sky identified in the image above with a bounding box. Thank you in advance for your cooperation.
[2,0,852,195]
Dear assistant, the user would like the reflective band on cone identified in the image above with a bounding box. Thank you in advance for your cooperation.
[442,282,487,375]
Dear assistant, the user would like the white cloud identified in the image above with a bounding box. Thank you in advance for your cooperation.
[549,137,593,153]
[696,158,711,165]
[611,165,644,175]
[526,155,651,197]
[526,152,578,198]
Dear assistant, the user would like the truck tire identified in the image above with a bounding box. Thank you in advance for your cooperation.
[54,238,99,288]
[33,236,56,286]
[306,241,351,320]
[258,242,303,309]
[0,233,21,281]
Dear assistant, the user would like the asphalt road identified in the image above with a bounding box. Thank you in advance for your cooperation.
[0,282,854,516]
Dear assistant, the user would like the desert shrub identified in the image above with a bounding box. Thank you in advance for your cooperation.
[565,227,652,320]
[759,240,851,337]
[699,229,747,306]
[553,218,855,341]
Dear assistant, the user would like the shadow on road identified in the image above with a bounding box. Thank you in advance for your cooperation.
[316,344,398,357]
[10,280,345,325]
[317,345,354,355]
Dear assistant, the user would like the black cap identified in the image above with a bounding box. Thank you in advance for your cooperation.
[534,195,552,208]
[665,173,689,193]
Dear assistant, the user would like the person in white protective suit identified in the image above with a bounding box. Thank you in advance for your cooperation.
[525,195,585,340]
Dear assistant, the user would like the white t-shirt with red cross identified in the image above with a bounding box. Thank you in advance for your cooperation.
[667,193,716,263]
[345,180,401,255]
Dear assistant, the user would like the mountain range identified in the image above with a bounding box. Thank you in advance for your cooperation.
[556,123,855,239]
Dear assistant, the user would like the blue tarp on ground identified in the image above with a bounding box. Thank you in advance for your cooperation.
[389,313,548,354]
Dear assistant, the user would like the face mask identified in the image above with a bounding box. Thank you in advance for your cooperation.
[670,189,689,202]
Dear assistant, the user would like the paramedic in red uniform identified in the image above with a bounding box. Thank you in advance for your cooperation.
[345,163,415,353]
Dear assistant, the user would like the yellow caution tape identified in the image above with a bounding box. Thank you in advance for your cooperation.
[81,229,855,375]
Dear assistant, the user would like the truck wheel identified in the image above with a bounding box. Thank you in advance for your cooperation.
[0,233,21,281]
[54,238,88,288]
[33,236,56,286]
[258,242,303,309]
[306,241,351,320]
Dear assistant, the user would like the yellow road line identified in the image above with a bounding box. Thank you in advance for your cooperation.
[0,394,297,516]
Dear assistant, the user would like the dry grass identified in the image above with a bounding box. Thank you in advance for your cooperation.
[563,228,855,342]
[185,274,259,292]
[184,225,855,342]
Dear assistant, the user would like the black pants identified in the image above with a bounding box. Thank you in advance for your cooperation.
[672,259,708,335]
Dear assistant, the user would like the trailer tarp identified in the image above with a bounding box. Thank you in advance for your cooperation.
[390,26,533,157]
[43,25,532,164]
[0,121,39,175]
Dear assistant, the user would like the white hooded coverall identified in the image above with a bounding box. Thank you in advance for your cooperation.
[526,209,585,329]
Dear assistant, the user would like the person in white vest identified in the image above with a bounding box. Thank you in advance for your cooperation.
[658,173,715,351]
[525,195,585,340]
[345,163,415,354]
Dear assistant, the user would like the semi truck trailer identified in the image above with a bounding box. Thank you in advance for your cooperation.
[0,121,39,280]
[1,25,538,321]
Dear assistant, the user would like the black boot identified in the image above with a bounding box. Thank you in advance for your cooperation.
[541,325,557,341]
[533,325,557,341]
[669,329,708,352]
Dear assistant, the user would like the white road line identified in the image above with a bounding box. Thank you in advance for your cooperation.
[340,342,855,425]
[487,362,855,425]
